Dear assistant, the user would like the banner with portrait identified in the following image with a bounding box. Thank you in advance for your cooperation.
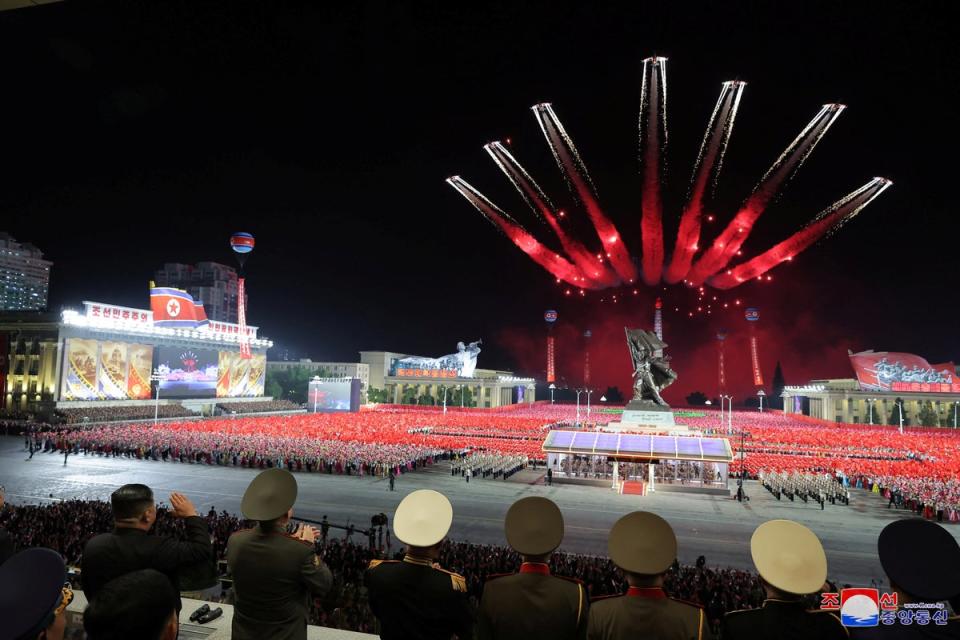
[61,339,100,400]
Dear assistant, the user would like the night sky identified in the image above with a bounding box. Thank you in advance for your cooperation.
[1,1,955,401]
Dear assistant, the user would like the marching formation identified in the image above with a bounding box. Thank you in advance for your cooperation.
[450,453,529,481]
[758,470,850,509]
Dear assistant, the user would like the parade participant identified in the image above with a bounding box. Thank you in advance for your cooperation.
[588,511,712,640]
[477,496,587,640]
[227,468,333,640]
[722,519,846,639]
[366,489,473,640]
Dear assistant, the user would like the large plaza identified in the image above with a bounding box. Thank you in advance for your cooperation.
[3,435,949,588]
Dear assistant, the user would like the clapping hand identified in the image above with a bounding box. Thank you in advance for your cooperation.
[169,492,198,518]
[295,524,318,544]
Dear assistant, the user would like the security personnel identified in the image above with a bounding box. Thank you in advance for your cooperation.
[851,518,960,639]
[587,511,712,640]
[227,469,333,640]
[477,497,587,640]
[722,519,846,639]
[366,489,473,640]
[0,548,73,640]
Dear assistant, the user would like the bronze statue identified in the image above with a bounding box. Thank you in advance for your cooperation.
[625,328,677,407]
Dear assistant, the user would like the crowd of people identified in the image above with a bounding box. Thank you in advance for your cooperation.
[215,399,302,415]
[12,402,960,523]
[55,404,198,424]
[0,494,801,637]
[27,424,456,479]
[4,473,958,640]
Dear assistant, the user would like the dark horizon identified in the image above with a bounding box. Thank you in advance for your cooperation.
[2,1,955,401]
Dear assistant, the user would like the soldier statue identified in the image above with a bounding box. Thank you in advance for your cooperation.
[625,328,678,408]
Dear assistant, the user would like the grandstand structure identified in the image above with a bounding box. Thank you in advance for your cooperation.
[0,300,273,415]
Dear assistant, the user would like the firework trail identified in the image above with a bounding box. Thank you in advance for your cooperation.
[639,57,669,285]
[709,177,892,289]
[449,60,890,294]
[446,176,585,286]
[484,141,618,288]
[687,103,846,285]
[664,80,746,284]
[532,103,638,284]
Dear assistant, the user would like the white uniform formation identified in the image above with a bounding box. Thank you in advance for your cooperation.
[759,470,850,509]
[451,452,528,481]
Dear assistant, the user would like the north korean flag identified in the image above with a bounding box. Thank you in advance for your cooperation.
[193,301,210,327]
[150,286,199,327]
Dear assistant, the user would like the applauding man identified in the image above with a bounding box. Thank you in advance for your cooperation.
[227,469,333,640]
[82,484,212,609]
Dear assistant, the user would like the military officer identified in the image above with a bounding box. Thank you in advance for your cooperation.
[0,548,73,640]
[477,496,587,640]
[366,489,473,640]
[722,519,846,639]
[227,469,333,640]
[851,518,960,638]
[587,511,713,640]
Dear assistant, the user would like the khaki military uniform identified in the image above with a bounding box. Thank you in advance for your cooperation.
[366,555,473,640]
[477,563,587,640]
[722,599,847,640]
[587,587,712,640]
[226,526,333,640]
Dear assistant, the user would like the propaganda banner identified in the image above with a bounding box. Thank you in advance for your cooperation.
[849,351,956,392]
[127,344,153,399]
[97,341,129,399]
[61,339,100,400]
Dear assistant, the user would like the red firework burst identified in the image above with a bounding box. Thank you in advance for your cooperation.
[447,57,892,291]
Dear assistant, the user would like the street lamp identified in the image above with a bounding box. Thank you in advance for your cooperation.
[897,400,904,434]
[954,401,958,429]
[757,390,766,413]
[549,383,556,404]
[727,397,733,434]
[867,398,876,425]
[311,376,321,413]
[575,389,584,426]
[738,425,748,502]
[442,386,448,414]
[586,389,594,422]
[720,395,732,434]
[460,384,465,408]
[149,369,167,426]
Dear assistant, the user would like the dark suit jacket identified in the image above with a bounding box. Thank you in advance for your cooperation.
[588,588,713,640]
[477,568,587,640]
[722,599,848,640]
[0,527,14,566]
[81,516,212,608]
[366,556,473,640]
[226,526,333,640]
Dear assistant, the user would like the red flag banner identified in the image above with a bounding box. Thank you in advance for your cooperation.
[849,350,956,392]
[238,277,251,359]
